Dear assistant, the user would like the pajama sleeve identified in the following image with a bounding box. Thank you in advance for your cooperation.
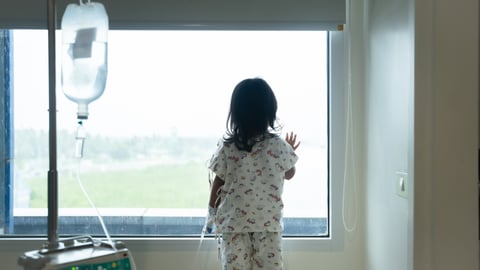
[208,142,227,180]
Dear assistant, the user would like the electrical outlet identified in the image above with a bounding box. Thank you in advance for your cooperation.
[395,171,408,198]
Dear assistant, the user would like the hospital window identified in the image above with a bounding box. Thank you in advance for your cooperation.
[0,29,341,238]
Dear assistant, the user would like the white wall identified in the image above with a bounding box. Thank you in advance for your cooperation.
[3,238,367,269]
[362,0,413,269]
[363,0,479,269]
[413,0,479,269]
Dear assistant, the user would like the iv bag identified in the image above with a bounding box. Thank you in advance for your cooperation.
[61,1,109,119]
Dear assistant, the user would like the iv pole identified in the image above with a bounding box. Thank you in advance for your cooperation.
[46,0,59,249]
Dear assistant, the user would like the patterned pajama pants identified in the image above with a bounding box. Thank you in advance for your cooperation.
[220,232,282,270]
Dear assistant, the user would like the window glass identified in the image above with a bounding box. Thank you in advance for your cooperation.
[9,30,328,236]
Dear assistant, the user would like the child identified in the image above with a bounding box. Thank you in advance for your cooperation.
[206,78,299,270]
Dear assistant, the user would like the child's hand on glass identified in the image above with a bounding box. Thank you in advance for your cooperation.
[285,132,300,151]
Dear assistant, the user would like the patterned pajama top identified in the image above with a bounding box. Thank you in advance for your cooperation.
[208,135,298,233]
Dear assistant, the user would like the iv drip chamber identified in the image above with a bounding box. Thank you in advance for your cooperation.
[61,1,109,120]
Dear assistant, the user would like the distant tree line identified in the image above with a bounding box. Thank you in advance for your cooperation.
[14,129,217,162]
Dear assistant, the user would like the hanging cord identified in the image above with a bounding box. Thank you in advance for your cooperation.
[341,70,359,233]
[74,122,116,249]
[341,4,359,233]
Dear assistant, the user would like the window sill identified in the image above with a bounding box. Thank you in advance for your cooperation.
[0,236,343,254]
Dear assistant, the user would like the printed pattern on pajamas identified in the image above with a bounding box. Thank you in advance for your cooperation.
[221,232,282,270]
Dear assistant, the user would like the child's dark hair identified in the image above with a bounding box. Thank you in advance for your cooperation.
[225,78,279,152]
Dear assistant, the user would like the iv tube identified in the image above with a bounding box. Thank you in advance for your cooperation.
[61,1,109,120]
[74,121,116,249]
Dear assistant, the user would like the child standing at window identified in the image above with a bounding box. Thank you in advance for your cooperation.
[207,78,300,270]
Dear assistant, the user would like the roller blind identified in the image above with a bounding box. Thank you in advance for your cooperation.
[0,0,345,30]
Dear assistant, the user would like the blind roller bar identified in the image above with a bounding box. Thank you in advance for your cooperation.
[0,0,345,30]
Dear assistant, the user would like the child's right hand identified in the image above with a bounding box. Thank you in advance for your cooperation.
[285,132,300,151]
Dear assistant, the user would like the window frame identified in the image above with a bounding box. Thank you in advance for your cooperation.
[0,29,345,251]
[0,30,14,235]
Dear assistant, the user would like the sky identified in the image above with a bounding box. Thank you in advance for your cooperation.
[13,30,328,140]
